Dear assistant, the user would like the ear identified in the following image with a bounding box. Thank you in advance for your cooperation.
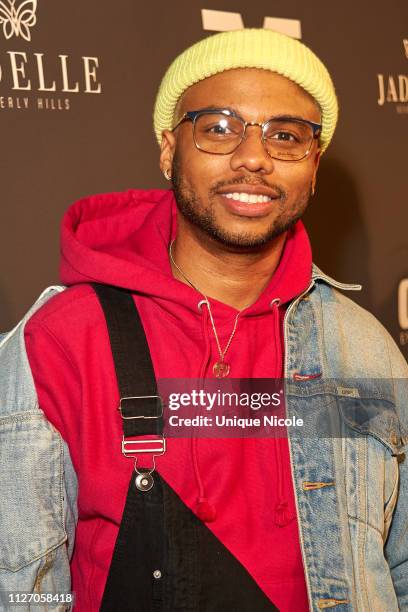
[159,130,177,177]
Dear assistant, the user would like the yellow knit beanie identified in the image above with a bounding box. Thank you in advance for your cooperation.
[153,28,338,152]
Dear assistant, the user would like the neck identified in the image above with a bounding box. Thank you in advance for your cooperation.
[170,218,287,311]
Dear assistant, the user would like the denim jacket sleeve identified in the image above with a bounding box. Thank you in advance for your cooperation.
[383,333,408,608]
[0,287,77,612]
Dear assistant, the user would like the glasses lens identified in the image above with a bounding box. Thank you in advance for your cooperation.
[194,113,244,154]
[263,119,314,160]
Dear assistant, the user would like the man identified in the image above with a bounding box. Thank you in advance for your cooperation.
[1,28,407,612]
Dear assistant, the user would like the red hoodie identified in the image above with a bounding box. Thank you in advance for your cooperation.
[25,189,311,611]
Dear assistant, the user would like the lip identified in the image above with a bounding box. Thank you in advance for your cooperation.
[217,184,281,198]
[218,192,280,218]
[216,184,281,217]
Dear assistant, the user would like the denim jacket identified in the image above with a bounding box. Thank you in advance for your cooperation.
[0,286,77,612]
[0,267,407,611]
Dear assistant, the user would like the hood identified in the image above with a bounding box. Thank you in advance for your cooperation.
[60,189,312,317]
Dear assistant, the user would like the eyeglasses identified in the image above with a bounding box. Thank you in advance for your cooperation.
[172,108,322,162]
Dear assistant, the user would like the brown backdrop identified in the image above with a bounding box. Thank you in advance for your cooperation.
[0,0,407,359]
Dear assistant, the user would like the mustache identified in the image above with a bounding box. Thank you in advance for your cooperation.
[210,177,287,200]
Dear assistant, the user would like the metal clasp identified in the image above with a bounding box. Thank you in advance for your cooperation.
[118,395,163,419]
[121,436,166,458]
[118,396,166,491]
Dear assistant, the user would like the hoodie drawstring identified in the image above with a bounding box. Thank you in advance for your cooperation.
[191,298,290,526]
[191,301,217,522]
[270,299,292,527]
[270,298,282,379]
[273,437,293,527]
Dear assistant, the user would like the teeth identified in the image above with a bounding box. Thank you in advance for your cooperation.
[223,192,272,203]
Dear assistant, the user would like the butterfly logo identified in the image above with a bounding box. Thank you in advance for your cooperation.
[0,0,37,41]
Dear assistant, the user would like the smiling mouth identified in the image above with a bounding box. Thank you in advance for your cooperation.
[221,192,274,203]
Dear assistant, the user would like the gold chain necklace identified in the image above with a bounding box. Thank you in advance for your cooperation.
[169,240,240,378]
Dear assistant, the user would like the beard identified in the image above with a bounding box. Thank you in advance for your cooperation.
[171,156,312,250]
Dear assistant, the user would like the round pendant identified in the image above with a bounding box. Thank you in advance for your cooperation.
[213,361,230,378]
[135,472,154,491]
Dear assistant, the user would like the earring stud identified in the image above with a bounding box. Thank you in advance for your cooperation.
[164,168,171,181]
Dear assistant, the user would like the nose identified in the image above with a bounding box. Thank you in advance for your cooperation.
[229,124,275,175]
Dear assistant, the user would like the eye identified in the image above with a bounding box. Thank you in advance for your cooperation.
[264,120,311,144]
[269,131,298,142]
[196,113,244,140]
[208,125,231,135]
[205,119,235,136]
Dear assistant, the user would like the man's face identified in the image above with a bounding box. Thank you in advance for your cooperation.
[160,68,321,249]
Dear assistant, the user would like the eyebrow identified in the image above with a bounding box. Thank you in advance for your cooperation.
[194,106,318,123]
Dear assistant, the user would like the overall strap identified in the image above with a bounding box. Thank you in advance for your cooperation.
[92,284,165,612]
[92,283,163,439]
[93,284,279,612]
